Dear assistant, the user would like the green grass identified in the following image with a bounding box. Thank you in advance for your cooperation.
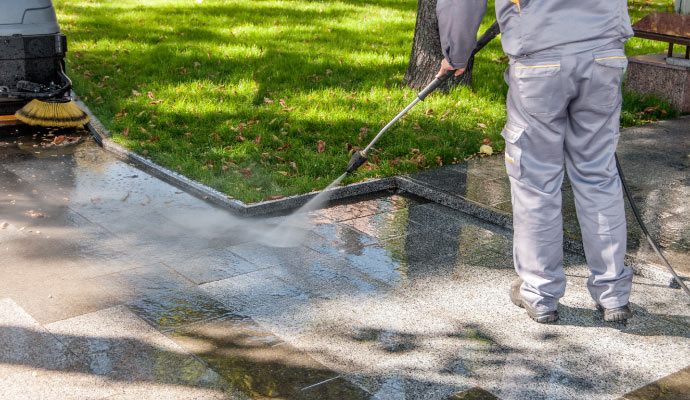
[55,0,678,203]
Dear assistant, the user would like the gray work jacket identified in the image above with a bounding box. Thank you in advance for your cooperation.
[437,0,634,69]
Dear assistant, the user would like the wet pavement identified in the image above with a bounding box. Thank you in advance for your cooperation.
[1,124,689,399]
[402,116,690,280]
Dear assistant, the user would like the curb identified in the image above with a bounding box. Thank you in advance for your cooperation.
[78,98,396,216]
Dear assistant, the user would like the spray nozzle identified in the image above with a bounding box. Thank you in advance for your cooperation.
[345,150,368,174]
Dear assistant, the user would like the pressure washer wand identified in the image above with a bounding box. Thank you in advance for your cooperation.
[346,22,502,175]
[346,70,454,174]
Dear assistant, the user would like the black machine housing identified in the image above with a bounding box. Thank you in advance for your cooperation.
[0,0,71,116]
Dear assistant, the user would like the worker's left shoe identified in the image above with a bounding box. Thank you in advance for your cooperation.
[510,278,559,323]
[596,304,633,322]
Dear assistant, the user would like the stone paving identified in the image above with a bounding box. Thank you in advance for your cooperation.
[401,116,690,280]
[0,125,689,399]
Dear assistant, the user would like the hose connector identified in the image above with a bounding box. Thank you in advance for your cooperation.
[346,150,368,174]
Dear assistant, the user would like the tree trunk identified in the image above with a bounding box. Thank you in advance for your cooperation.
[404,0,473,91]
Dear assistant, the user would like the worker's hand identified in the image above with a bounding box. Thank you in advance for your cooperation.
[436,58,465,78]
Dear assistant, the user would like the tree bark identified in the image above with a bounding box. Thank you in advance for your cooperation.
[404,0,473,91]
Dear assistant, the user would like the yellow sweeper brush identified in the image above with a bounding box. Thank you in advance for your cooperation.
[16,98,89,128]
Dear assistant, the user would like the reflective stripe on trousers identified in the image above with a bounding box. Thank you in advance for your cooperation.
[503,43,633,312]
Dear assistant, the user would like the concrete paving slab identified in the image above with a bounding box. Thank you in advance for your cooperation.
[45,305,240,399]
[95,263,239,332]
[312,193,428,223]
[167,314,348,399]
[0,298,117,399]
[201,267,308,316]
[621,366,690,399]
[341,209,426,241]
[4,274,120,325]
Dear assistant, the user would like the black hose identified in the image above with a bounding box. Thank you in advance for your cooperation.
[616,153,690,299]
[0,62,72,100]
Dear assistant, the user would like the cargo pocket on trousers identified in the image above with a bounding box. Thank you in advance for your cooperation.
[590,49,627,107]
[501,121,525,180]
[514,59,561,115]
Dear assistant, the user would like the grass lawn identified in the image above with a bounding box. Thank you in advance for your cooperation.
[55,0,679,203]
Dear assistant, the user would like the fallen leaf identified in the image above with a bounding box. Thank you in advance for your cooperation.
[264,97,274,104]
[147,91,155,100]
[290,161,298,170]
[132,89,141,97]
[150,100,163,104]
[268,195,284,200]
[482,138,491,145]
[121,192,130,202]
[413,125,422,130]
[116,109,127,118]
[54,135,66,145]
[236,135,246,142]
[279,99,287,107]
[371,154,380,164]
[254,134,262,144]
[194,61,201,68]
[479,144,493,156]
[425,108,433,115]
[643,106,659,113]
[317,140,326,153]
[239,168,253,177]
[477,122,487,129]
[441,109,451,121]
[277,171,288,176]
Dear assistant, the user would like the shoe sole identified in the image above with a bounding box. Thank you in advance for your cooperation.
[596,304,632,322]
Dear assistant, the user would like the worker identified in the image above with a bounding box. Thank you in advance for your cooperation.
[436,0,635,323]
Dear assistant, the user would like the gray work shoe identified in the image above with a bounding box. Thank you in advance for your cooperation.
[510,279,559,323]
[596,304,633,322]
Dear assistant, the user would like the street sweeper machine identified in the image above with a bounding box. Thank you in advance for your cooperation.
[0,0,89,128]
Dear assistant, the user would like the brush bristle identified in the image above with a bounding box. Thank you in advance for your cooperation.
[15,99,90,128]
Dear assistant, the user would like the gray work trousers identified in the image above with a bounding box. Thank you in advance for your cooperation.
[503,42,634,312]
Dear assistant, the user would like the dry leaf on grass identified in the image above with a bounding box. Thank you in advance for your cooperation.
[317,140,326,153]
[479,144,493,156]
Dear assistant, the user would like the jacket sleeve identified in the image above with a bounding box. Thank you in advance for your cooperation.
[437,0,487,70]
